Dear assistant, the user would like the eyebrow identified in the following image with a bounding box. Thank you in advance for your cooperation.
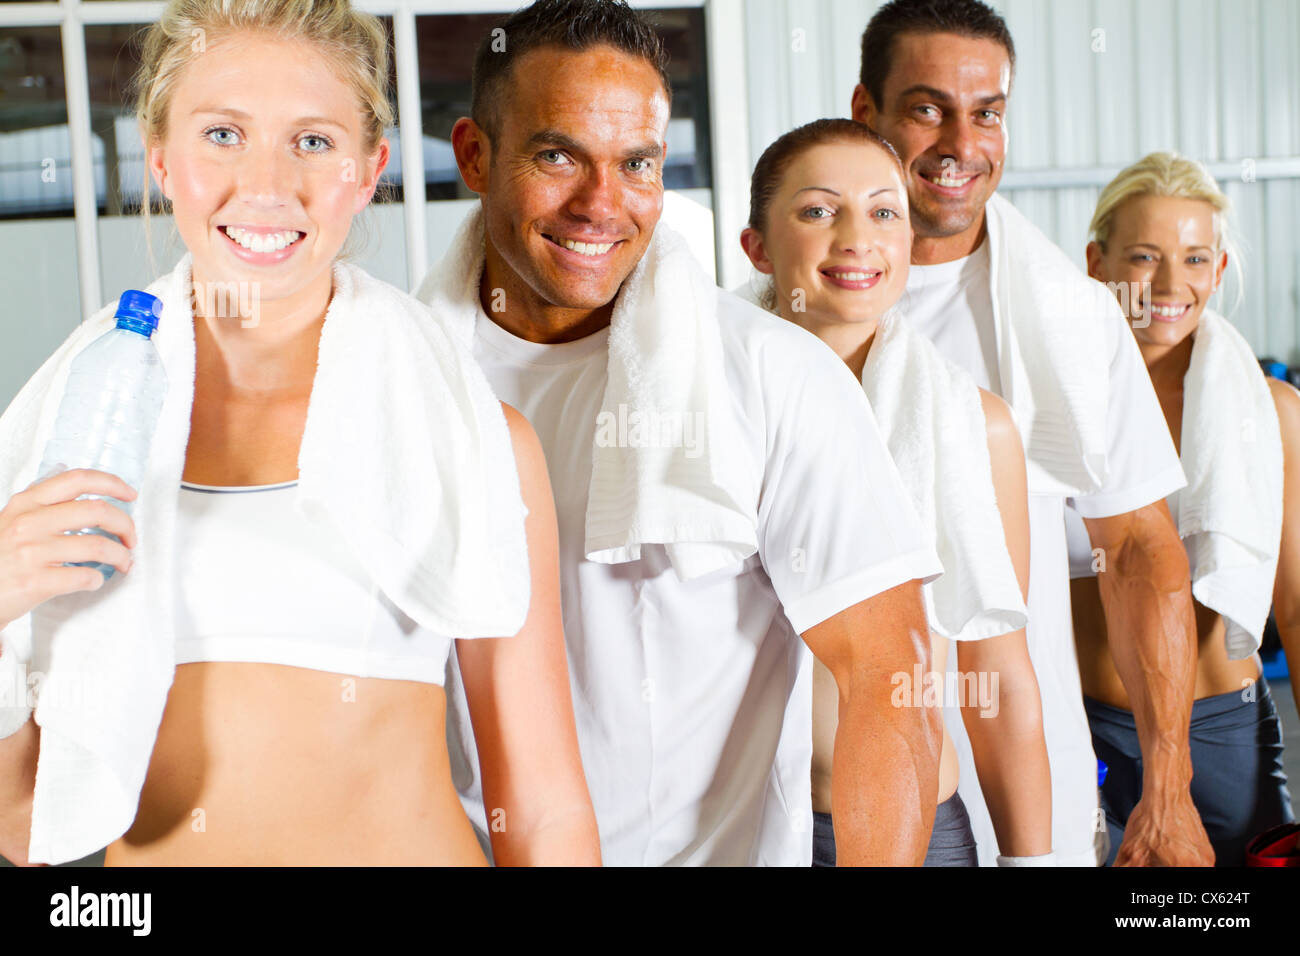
[1123,242,1216,252]
[793,186,898,198]
[525,128,664,160]
[193,106,349,130]
[895,85,1006,107]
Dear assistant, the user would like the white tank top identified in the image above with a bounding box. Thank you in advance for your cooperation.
[174,481,453,685]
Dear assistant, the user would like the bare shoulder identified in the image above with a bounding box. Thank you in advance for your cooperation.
[500,401,550,494]
[1267,377,1300,429]
[977,387,1022,458]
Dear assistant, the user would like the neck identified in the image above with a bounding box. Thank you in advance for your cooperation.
[480,237,615,344]
[911,211,988,265]
[190,260,332,393]
[1139,333,1195,391]
[778,301,879,380]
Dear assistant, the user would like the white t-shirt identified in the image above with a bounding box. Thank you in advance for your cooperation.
[907,238,1185,867]
[444,290,940,866]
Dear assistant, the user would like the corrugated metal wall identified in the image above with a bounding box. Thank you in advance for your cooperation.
[742,0,1300,362]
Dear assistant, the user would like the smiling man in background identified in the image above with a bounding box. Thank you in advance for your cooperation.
[851,0,1208,867]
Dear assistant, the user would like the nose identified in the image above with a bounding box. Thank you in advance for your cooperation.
[566,164,619,223]
[835,209,874,256]
[1152,255,1182,297]
[236,143,298,208]
[934,115,981,168]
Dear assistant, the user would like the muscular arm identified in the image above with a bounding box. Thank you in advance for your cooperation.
[1083,501,1212,866]
[1268,378,1300,714]
[455,403,600,866]
[958,391,1051,858]
[802,578,939,866]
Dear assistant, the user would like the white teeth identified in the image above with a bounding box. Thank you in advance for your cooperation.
[827,271,876,281]
[928,174,973,188]
[1150,304,1190,317]
[558,238,615,256]
[223,226,302,253]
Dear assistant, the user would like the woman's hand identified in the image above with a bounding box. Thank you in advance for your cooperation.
[0,469,138,632]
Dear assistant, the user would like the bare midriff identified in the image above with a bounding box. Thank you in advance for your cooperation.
[1072,577,1262,710]
[103,662,487,866]
[811,632,959,817]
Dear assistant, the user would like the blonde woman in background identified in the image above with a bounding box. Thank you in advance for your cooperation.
[1075,151,1297,865]
[0,0,598,867]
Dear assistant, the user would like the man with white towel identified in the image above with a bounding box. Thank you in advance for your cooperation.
[852,0,1209,866]
[415,0,944,866]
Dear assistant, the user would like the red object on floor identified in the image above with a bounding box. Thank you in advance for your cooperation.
[1245,823,1300,866]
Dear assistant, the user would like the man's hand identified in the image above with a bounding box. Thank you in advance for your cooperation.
[1113,788,1213,867]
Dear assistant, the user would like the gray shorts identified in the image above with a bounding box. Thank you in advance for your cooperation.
[812,791,978,867]
[1086,677,1295,867]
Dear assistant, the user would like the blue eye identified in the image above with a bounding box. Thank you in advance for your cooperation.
[874,207,901,220]
[801,206,831,220]
[299,133,333,152]
[204,126,239,146]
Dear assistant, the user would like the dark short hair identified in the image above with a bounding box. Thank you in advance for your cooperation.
[859,0,1015,110]
[471,0,671,142]
[748,119,903,234]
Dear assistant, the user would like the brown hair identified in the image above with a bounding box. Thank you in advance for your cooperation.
[130,0,395,272]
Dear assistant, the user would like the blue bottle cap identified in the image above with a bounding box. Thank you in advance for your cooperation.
[115,290,163,336]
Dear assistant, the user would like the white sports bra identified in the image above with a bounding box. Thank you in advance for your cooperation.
[173,480,453,685]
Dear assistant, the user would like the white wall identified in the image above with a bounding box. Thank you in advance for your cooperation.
[740,0,1300,362]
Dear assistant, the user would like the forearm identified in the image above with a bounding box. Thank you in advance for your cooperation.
[0,717,39,866]
[1098,564,1197,794]
[487,795,601,867]
[830,687,940,866]
[961,677,1051,857]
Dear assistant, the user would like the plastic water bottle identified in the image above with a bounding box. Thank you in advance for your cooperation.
[36,290,167,581]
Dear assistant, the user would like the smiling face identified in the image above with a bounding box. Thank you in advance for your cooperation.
[741,139,911,331]
[456,44,669,331]
[852,31,1010,263]
[147,32,388,312]
[1086,195,1228,350]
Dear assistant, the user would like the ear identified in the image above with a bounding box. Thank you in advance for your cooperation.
[352,137,391,213]
[1214,249,1228,292]
[452,116,491,194]
[1084,240,1106,283]
[851,83,878,128]
[740,226,775,275]
[146,136,172,202]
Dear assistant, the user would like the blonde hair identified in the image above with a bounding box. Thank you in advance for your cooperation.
[130,0,395,273]
[1089,151,1243,313]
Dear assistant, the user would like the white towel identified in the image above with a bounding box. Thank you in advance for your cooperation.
[1173,309,1283,659]
[0,252,531,864]
[414,207,757,580]
[984,193,1112,497]
[860,311,1027,640]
